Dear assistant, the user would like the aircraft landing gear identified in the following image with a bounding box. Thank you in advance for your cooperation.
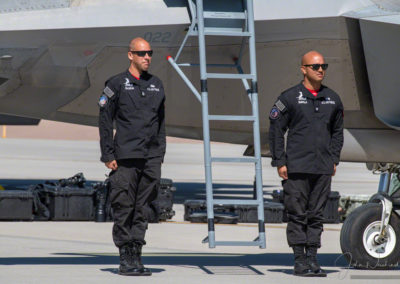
[340,163,400,269]
[340,203,400,268]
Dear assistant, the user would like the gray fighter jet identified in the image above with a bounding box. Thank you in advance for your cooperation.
[0,0,400,269]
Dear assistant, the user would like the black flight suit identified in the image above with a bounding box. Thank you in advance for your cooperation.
[98,70,166,248]
[268,82,343,247]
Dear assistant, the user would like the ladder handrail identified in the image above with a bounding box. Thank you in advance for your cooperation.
[167,0,266,249]
[167,56,201,102]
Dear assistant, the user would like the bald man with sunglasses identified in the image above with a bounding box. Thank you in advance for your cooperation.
[268,51,344,277]
[98,37,166,276]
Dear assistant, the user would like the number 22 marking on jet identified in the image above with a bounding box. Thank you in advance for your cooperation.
[143,32,172,43]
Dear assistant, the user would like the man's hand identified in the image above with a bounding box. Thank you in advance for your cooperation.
[278,165,288,180]
[105,160,118,170]
[332,164,336,176]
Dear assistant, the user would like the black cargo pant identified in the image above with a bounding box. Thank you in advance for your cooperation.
[283,173,331,248]
[109,157,162,248]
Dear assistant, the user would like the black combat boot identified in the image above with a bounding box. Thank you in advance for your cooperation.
[118,243,142,276]
[306,245,327,277]
[132,242,152,276]
[292,245,314,277]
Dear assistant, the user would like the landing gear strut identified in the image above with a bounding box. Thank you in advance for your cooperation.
[340,163,400,269]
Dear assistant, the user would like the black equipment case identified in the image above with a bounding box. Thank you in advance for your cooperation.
[0,190,34,221]
[45,186,95,221]
[184,200,284,224]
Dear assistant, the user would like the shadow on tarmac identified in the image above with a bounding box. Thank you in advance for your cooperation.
[101,267,165,275]
[0,252,347,275]
[0,252,347,269]
[268,268,339,275]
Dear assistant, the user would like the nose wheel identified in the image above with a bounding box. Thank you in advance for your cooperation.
[340,203,400,269]
[363,221,396,258]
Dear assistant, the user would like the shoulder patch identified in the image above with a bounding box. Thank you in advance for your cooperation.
[275,100,286,112]
[103,86,115,98]
[269,107,280,120]
[98,95,108,108]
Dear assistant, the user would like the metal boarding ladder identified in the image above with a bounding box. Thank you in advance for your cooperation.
[168,0,265,249]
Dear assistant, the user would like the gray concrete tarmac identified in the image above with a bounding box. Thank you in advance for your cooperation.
[0,138,399,283]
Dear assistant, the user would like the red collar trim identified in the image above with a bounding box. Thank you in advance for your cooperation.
[305,87,319,97]
[129,70,140,80]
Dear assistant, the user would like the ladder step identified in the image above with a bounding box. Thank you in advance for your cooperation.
[203,11,246,20]
[208,115,255,121]
[213,199,260,205]
[211,157,258,163]
[206,73,255,80]
[205,28,252,37]
[202,237,262,247]
[214,241,262,246]
[177,63,237,68]
[189,29,252,37]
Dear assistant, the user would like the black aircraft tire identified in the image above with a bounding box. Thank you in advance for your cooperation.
[340,203,400,269]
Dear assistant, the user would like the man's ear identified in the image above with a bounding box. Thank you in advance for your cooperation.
[128,51,134,61]
[300,65,306,75]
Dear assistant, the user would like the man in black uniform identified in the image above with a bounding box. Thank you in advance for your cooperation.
[98,37,166,276]
[268,51,343,277]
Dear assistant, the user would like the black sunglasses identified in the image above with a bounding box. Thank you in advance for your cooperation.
[130,50,153,57]
[303,64,328,71]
